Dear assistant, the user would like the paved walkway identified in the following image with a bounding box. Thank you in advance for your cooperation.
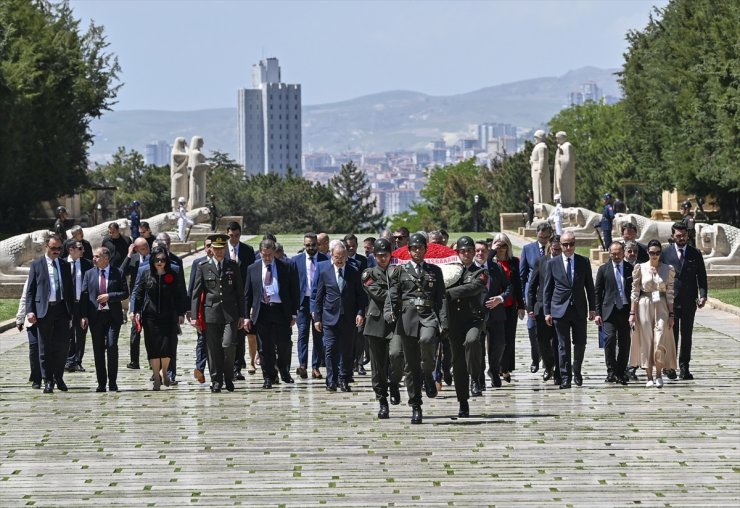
[0,308,737,506]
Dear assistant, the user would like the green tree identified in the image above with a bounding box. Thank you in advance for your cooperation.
[483,150,532,231]
[0,0,120,233]
[327,161,387,233]
[619,0,740,225]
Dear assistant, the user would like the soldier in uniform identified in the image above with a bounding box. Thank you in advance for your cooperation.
[189,234,245,393]
[53,206,68,242]
[385,233,447,424]
[600,193,615,251]
[680,200,696,248]
[361,238,399,419]
[446,236,488,417]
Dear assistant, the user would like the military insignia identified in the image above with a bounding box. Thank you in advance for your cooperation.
[362,269,374,286]
[478,272,488,283]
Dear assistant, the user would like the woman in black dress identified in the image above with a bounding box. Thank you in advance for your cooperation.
[132,246,186,390]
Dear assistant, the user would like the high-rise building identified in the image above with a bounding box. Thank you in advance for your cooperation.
[237,58,302,176]
[477,123,518,153]
[144,140,171,166]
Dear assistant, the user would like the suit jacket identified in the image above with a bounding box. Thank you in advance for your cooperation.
[244,258,299,325]
[120,253,147,293]
[292,251,328,308]
[25,256,74,319]
[347,253,368,273]
[519,241,546,296]
[526,255,552,317]
[595,260,633,321]
[190,258,244,324]
[495,256,525,309]
[482,260,511,322]
[361,266,394,339]
[68,257,94,300]
[131,262,188,315]
[80,265,129,326]
[543,253,595,319]
[188,255,210,300]
[660,244,707,308]
[225,241,256,286]
[314,263,365,327]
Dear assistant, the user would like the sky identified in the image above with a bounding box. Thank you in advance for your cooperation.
[67,0,668,111]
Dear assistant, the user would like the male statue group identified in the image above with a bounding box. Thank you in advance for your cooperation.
[530,130,575,206]
[170,136,210,213]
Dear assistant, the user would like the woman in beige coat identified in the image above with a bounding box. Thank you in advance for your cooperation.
[629,240,676,388]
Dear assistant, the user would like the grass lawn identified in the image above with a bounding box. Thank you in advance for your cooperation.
[0,299,18,322]
[711,288,740,308]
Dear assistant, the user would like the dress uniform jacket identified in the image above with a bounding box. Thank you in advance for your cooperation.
[386,261,448,334]
[190,259,244,324]
[362,266,394,340]
[446,264,487,322]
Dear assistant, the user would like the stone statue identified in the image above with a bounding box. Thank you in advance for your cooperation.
[171,137,189,212]
[553,131,575,206]
[187,136,209,210]
[529,130,550,204]
[697,223,740,270]
[533,204,602,238]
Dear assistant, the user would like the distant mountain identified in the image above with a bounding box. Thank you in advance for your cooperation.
[87,66,620,161]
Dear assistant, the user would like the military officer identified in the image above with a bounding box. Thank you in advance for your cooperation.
[680,200,696,248]
[189,234,245,393]
[361,238,399,419]
[600,193,615,251]
[385,233,448,424]
[446,236,488,417]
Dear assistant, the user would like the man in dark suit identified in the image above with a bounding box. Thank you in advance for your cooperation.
[526,236,560,384]
[385,233,448,424]
[80,246,129,392]
[314,241,366,393]
[361,238,397,418]
[26,235,74,393]
[187,237,214,384]
[595,241,634,385]
[121,237,150,370]
[63,239,94,373]
[621,223,649,263]
[343,233,369,375]
[102,222,132,269]
[519,222,553,373]
[544,231,596,389]
[660,222,708,380]
[292,233,328,380]
[225,221,256,380]
[244,238,299,389]
[190,234,244,392]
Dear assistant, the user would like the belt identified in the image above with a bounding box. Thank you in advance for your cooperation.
[406,298,433,308]
[640,291,666,298]
[262,302,282,307]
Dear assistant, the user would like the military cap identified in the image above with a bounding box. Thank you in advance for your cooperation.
[456,236,475,250]
[603,193,612,200]
[56,205,67,215]
[681,200,692,209]
[207,234,229,248]
[373,238,392,254]
[408,233,427,248]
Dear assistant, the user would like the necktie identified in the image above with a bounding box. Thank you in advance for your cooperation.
[99,269,107,309]
[71,262,77,297]
[566,257,573,286]
[679,248,685,266]
[539,245,545,257]
[217,261,222,276]
[337,268,345,291]
[52,261,61,302]
[263,264,272,303]
[309,256,316,288]
[416,263,423,278]
[615,263,625,309]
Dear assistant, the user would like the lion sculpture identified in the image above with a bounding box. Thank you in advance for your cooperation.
[697,223,740,270]
[533,204,602,237]
[614,213,676,244]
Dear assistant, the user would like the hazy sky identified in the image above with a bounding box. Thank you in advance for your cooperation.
[68,0,667,111]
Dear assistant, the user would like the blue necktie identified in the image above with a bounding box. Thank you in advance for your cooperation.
[615,263,625,309]
[337,268,345,291]
[566,257,572,286]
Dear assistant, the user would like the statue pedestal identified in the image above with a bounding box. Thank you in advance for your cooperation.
[169,241,197,255]
[500,213,526,232]
[590,249,610,264]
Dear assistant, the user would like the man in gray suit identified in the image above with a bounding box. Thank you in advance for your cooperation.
[544,231,596,389]
[189,234,245,393]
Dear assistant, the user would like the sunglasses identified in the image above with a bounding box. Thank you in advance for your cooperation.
[648,251,661,256]
[393,236,406,240]
[49,246,62,251]
[154,258,168,263]
[561,242,575,247]
[304,243,317,247]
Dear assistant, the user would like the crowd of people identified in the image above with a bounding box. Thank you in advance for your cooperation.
[16,215,709,424]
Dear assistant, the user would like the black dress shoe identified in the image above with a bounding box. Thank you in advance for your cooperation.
[326,384,337,392]
[358,365,367,376]
[479,378,486,391]
[378,398,389,419]
[32,382,41,390]
[502,372,511,383]
[618,374,629,386]
[109,383,119,392]
[543,368,552,382]
[530,363,539,373]
[281,373,295,384]
[126,362,140,370]
[225,379,235,392]
[628,367,639,381]
[491,373,502,388]
[56,379,68,392]
[234,370,246,381]
[346,376,355,383]
[339,381,352,392]
[211,382,222,393]
[389,383,401,405]
[679,366,694,380]
[44,381,54,393]
[96,385,106,392]
[443,369,453,386]
[553,376,562,386]
[411,405,422,424]
[574,374,583,387]
[605,374,616,383]
[665,368,678,380]
[262,379,273,389]
[296,366,308,379]
[470,380,482,397]
[424,376,438,398]
[76,365,86,372]
[458,400,470,418]
[559,382,572,389]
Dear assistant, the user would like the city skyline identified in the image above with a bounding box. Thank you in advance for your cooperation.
[68,0,667,111]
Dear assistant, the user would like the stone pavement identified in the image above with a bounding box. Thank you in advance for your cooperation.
[0,308,737,506]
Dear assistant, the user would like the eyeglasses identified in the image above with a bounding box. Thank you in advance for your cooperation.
[561,242,575,247]
[49,246,62,251]
[304,243,317,247]
[154,258,168,263]
[648,251,661,256]
[393,236,406,240]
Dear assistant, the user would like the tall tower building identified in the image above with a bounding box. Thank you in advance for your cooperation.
[237,58,302,176]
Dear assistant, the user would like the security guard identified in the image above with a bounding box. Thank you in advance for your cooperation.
[385,233,447,424]
[680,200,696,248]
[361,238,399,419]
[189,234,245,393]
[446,236,488,417]
[600,193,615,251]
[53,206,68,241]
